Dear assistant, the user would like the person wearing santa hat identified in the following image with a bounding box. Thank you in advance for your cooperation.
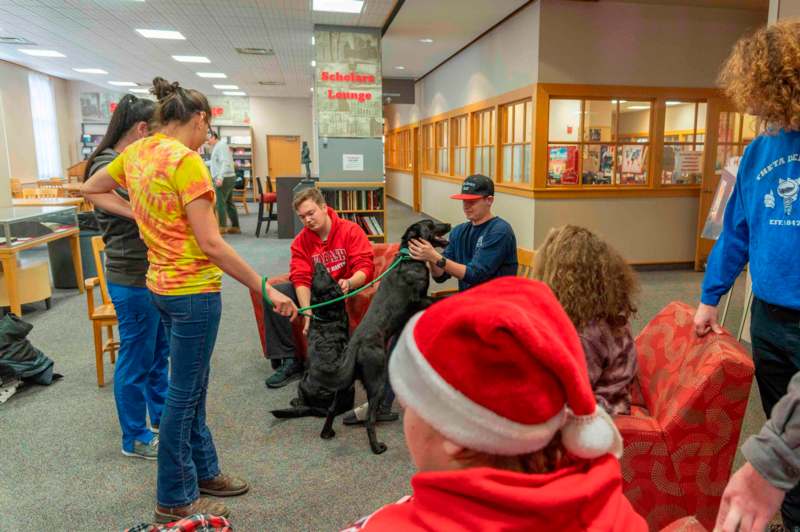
[341,276,646,532]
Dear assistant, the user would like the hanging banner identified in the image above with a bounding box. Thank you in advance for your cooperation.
[315,27,382,138]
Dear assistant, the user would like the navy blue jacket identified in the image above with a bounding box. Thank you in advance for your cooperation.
[437,217,517,291]
[702,129,800,310]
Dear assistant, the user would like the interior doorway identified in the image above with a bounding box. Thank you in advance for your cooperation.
[266,135,301,189]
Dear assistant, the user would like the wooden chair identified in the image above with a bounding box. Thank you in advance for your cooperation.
[232,178,250,214]
[10,178,22,198]
[84,235,118,387]
[431,246,536,298]
[255,176,277,237]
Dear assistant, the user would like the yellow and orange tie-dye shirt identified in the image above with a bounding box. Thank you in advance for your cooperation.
[106,133,222,296]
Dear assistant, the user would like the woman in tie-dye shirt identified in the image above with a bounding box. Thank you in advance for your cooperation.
[82,77,296,524]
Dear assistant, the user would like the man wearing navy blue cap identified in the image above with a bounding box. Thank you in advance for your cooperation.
[409,174,518,291]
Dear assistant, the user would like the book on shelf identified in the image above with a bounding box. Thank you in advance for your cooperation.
[338,213,383,236]
[321,189,382,211]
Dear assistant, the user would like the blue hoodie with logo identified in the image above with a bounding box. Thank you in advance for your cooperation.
[702,129,800,310]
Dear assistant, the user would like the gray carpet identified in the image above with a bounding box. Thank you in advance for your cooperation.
[0,199,764,530]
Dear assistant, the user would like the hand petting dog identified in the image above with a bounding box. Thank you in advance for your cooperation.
[408,238,441,263]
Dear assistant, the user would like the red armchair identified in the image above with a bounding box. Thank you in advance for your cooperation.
[250,243,400,360]
[615,301,754,531]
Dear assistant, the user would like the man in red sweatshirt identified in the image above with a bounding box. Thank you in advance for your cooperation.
[265,187,374,388]
[341,277,647,532]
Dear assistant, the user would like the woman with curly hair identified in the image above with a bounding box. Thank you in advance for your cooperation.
[696,20,800,532]
[533,225,638,416]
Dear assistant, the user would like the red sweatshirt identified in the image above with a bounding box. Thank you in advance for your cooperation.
[342,456,647,532]
[290,207,375,289]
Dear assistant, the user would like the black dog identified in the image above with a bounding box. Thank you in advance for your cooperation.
[315,219,451,454]
[271,263,354,419]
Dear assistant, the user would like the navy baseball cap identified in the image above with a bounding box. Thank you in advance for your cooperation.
[450,174,494,200]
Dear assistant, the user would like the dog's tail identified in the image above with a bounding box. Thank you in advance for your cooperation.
[270,406,327,418]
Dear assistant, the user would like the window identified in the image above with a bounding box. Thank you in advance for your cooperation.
[435,120,448,174]
[403,130,413,170]
[452,115,468,177]
[716,111,761,174]
[422,124,435,173]
[501,100,532,183]
[473,108,495,178]
[547,98,651,186]
[661,101,707,185]
[28,72,62,180]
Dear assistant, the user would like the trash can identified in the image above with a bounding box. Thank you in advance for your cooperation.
[49,212,100,289]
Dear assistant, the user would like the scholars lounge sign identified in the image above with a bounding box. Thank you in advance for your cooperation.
[314,27,382,138]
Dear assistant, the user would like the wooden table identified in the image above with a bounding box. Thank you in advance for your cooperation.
[13,197,88,211]
[0,227,83,316]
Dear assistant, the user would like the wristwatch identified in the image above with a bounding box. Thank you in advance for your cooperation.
[435,256,447,269]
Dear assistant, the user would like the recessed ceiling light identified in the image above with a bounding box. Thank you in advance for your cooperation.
[311,36,315,45]
[666,101,682,106]
[18,49,65,57]
[310,87,314,92]
[223,91,246,96]
[73,68,108,74]
[213,84,238,90]
[130,88,150,94]
[109,81,137,87]
[196,72,227,78]
[419,38,434,43]
[311,60,316,67]
[172,55,210,63]
[135,29,186,40]
[394,66,405,70]
[627,105,650,110]
[312,0,364,14]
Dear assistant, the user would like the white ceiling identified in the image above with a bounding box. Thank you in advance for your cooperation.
[381,0,529,79]
[0,0,396,98]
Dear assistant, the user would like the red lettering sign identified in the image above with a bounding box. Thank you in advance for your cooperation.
[212,106,224,117]
[109,102,117,113]
[319,70,376,84]
[327,89,373,103]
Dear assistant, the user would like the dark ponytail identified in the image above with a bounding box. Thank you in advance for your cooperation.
[82,94,155,181]
[151,76,211,126]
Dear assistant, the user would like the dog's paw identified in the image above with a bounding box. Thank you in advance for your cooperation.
[320,428,336,439]
[371,442,388,454]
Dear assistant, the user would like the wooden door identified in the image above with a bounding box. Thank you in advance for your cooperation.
[412,126,421,212]
[266,135,301,190]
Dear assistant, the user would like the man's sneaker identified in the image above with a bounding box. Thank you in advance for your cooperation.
[122,436,159,460]
[265,358,303,389]
[343,402,399,425]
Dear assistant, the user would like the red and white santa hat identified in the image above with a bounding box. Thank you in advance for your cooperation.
[389,277,622,458]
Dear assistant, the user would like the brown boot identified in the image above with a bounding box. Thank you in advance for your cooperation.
[226,226,241,234]
[199,473,249,497]
[154,497,229,524]
[219,226,229,234]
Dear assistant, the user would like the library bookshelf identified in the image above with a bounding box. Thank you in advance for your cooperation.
[316,181,387,243]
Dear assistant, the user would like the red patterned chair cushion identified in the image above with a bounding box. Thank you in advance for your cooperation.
[249,243,400,360]
[260,192,277,203]
[614,301,754,531]
[659,517,706,532]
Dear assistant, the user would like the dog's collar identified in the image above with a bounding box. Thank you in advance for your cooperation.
[398,247,411,257]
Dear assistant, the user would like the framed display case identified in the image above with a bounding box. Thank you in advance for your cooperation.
[0,206,78,247]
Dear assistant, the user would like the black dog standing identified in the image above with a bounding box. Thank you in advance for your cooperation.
[315,220,451,454]
[271,263,354,418]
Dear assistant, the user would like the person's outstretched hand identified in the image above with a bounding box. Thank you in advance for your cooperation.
[714,462,785,532]
[268,286,298,320]
[694,302,723,336]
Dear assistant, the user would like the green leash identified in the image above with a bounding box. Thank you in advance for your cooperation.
[262,248,411,318]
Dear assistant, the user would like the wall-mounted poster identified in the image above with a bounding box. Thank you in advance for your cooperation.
[80,92,102,121]
[548,146,578,185]
[621,145,647,174]
[315,27,382,138]
[702,157,741,240]
[207,96,251,125]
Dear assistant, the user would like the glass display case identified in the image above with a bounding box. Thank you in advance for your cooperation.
[0,206,78,247]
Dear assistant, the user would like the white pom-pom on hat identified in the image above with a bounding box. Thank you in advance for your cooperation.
[561,406,622,459]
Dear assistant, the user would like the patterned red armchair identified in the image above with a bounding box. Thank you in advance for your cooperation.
[615,301,754,531]
[249,243,400,360]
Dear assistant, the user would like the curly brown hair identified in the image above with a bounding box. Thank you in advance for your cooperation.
[533,225,638,332]
[718,20,800,131]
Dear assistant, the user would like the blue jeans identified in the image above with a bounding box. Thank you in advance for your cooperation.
[151,291,222,508]
[108,282,169,452]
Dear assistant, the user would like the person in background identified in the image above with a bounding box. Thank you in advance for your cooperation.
[533,225,639,415]
[264,187,374,388]
[83,77,296,523]
[343,278,645,531]
[408,174,517,292]
[692,20,800,530]
[83,94,168,460]
[207,131,240,234]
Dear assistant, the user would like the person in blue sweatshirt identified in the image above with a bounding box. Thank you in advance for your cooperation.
[694,20,800,531]
[408,174,518,291]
